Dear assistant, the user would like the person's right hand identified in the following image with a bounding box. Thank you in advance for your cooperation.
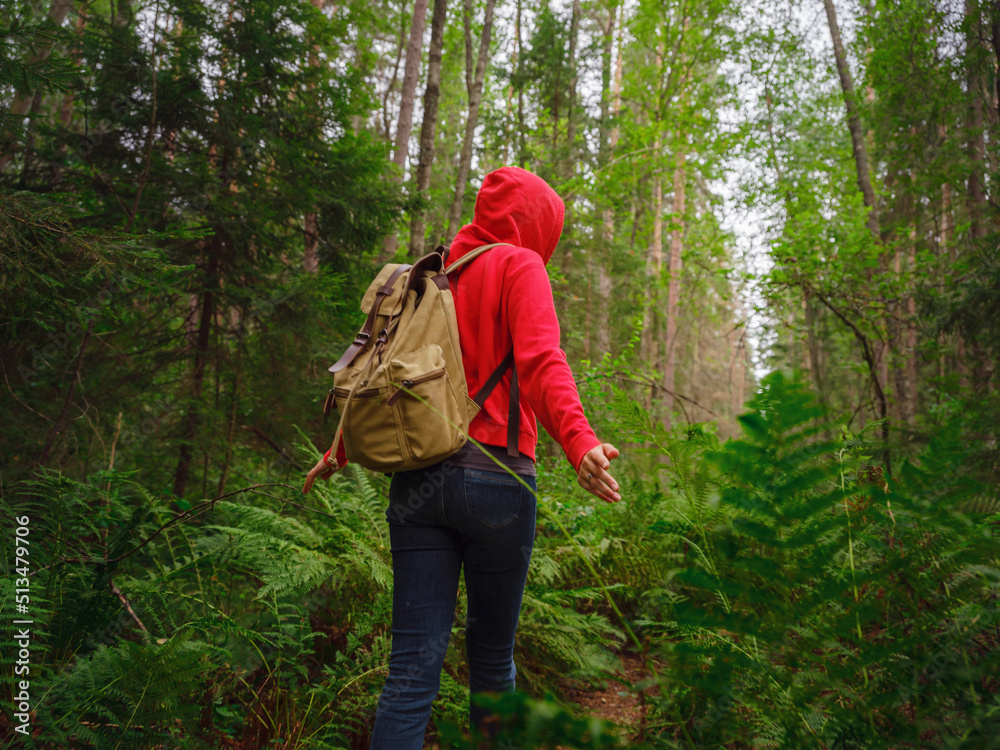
[302,456,336,494]
[576,442,621,503]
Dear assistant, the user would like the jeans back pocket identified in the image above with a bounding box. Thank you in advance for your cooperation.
[464,469,523,528]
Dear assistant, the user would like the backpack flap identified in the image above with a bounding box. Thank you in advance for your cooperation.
[328,263,412,383]
[360,263,411,316]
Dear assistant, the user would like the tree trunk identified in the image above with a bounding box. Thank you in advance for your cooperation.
[804,287,826,405]
[596,5,623,358]
[392,0,428,174]
[640,132,662,387]
[562,0,583,350]
[565,0,581,178]
[303,0,326,273]
[662,150,686,429]
[941,183,969,393]
[904,229,918,425]
[822,0,880,240]
[823,0,890,460]
[382,0,430,258]
[965,0,992,392]
[445,0,498,241]
[516,0,526,168]
[174,249,219,499]
[303,211,319,272]
[407,0,448,257]
[642,35,665,411]
[732,313,747,420]
[966,0,987,245]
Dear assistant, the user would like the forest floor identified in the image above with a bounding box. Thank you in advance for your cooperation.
[555,648,659,745]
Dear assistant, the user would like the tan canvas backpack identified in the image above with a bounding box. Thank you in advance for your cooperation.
[322,243,521,473]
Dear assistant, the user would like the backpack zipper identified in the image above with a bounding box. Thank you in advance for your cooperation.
[385,368,447,406]
[335,385,379,399]
[324,385,380,416]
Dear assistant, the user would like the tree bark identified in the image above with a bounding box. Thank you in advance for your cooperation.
[392,0,428,174]
[965,0,992,392]
[564,0,583,350]
[804,287,826,406]
[596,4,623,358]
[516,0,526,168]
[823,0,890,457]
[903,229,918,425]
[640,133,662,387]
[303,0,326,273]
[822,0,880,240]
[641,36,665,409]
[382,0,430,258]
[940,173,969,388]
[174,249,219,499]
[966,0,987,245]
[662,150,686,429]
[445,0,498,241]
[565,0,581,178]
[407,0,448,257]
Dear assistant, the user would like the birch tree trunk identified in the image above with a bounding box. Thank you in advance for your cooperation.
[407,0,448,257]
[445,0,498,241]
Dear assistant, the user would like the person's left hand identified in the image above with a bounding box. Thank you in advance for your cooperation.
[302,456,336,494]
[576,442,621,503]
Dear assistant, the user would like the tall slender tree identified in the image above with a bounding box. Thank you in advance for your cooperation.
[407,0,448,256]
[445,0,498,241]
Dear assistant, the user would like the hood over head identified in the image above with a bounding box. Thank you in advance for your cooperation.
[447,166,565,266]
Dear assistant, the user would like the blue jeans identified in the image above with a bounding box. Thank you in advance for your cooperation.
[368,457,537,749]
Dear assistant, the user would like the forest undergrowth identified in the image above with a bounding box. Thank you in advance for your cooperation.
[2,372,998,749]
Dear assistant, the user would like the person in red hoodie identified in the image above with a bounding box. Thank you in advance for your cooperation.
[303,166,620,746]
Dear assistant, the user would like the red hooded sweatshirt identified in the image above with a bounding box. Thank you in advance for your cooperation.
[325,166,600,472]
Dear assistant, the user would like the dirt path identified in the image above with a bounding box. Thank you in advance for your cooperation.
[556,649,658,744]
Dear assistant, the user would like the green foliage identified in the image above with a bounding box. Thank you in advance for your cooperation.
[630,372,1000,748]
[0,12,77,136]
[32,636,216,749]
[3,0,1000,745]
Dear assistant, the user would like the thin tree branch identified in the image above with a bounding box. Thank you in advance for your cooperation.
[110,577,148,633]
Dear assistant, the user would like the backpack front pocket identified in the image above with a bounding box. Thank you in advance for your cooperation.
[387,344,466,465]
[340,384,404,469]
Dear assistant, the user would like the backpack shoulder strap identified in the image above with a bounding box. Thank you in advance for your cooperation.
[471,349,521,458]
[444,242,513,274]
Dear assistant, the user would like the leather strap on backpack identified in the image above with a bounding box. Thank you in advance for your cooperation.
[507,366,520,458]
[328,263,412,374]
[471,349,520,458]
